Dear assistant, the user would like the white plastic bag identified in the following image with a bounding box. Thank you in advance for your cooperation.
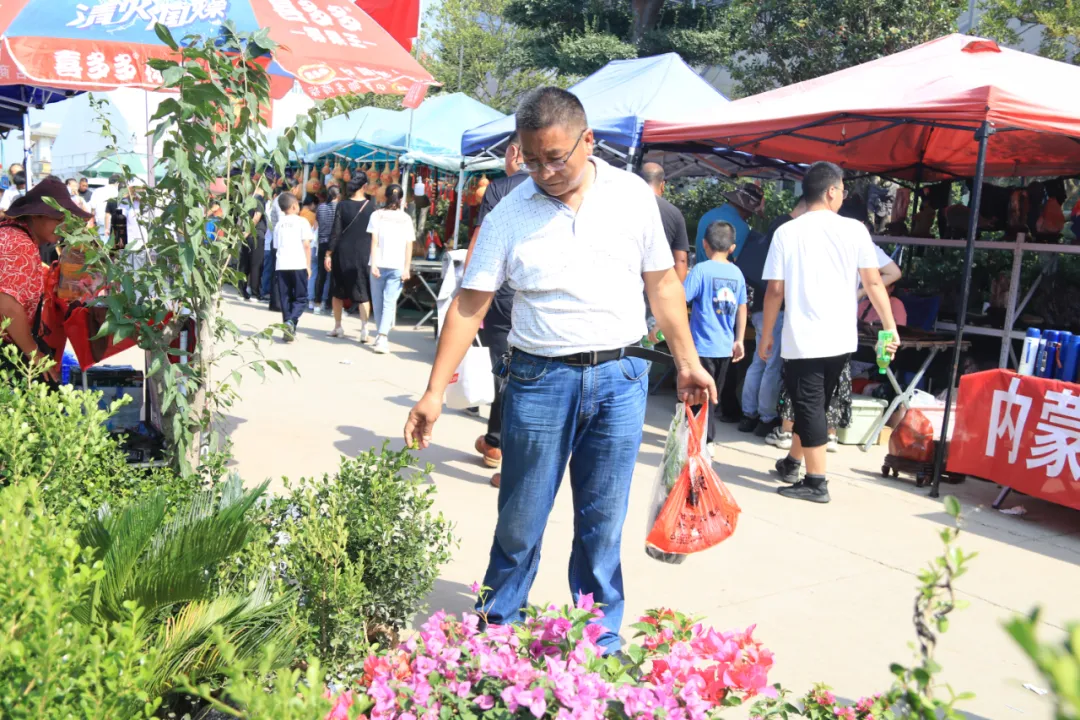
[445,341,495,410]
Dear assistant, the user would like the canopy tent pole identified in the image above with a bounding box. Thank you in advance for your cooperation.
[625,145,636,171]
[22,110,32,187]
[451,162,466,249]
[931,121,993,497]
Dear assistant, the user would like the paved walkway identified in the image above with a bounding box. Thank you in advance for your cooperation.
[219,295,1078,720]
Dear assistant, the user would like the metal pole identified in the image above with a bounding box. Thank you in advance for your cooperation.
[145,90,156,188]
[451,161,466,249]
[22,110,32,187]
[999,233,1024,368]
[457,45,464,92]
[931,121,993,497]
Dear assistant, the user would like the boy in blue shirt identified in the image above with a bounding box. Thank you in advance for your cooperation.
[684,221,748,446]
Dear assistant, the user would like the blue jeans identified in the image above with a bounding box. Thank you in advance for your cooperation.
[260,245,275,298]
[477,351,649,653]
[370,268,402,337]
[742,310,784,421]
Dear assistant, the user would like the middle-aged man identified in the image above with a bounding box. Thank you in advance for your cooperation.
[639,162,689,282]
[759,161,899,504]
[694,184,764,263]
[467,132,528,488]
[78,177,93,205]
[405,87,715,653]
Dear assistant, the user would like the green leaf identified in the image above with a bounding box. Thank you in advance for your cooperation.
[943,495,961,519]
[154,22,180,51]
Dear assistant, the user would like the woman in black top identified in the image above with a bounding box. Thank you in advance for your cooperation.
[326,177,376,342]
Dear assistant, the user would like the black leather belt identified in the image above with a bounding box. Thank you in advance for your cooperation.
[515,345,673,367]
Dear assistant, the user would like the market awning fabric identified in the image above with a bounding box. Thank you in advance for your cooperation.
[373,93,505,156]
[644,34,1080,180]
[461,53,729,156]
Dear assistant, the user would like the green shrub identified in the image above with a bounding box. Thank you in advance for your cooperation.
[0,344,201,516]
[238,446,455,680]
[0,481,160,718]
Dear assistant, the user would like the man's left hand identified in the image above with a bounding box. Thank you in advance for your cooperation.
[677,362,717,407]
[732,341,745,363]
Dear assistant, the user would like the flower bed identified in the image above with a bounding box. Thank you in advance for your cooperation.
[333,593,774,720]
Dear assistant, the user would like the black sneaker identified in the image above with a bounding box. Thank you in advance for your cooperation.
[773,456,802,484]
[777,480,831,504]
[737,415,759,433]
[284,321,296,343]
[720,413,741,424]
[754,417,781,438]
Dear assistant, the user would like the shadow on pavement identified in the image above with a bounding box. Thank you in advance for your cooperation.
[335,424,498,488]
[413,577,478,629]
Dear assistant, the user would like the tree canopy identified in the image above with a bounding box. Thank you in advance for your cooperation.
[979,0,1080,62]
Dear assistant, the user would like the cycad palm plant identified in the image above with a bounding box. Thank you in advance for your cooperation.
[77,476,297,697]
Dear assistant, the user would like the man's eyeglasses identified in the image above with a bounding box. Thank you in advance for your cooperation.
[520,129,587,175]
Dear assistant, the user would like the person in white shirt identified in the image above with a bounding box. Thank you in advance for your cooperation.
[272,192,313,342]
[89,175,121,242]
[367,184,414,354]
[66,178,92,215]
[759,161,900,504]
[404,87,715,653]
[0,171,27,215]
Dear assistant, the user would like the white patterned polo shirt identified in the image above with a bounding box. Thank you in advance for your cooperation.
[462,156,673,357]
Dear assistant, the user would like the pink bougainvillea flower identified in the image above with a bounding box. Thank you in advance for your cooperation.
[323,690,354,720]
[475,695,495,710]
[834,707,856,720]
[470,581,481,594]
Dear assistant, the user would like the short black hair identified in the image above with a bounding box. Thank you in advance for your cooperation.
[79,177,88,183]
[516,87,587,134]
[13,171,26,188]
[277,192,298,212]
[802,161,844,204]
[109,173,123,185]
[327,185,341,201]
[302,194,317,208]
[507,132,519,147]
[704,221,736,253]
[346,177,366,197]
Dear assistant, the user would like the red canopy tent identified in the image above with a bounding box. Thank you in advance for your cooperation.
[645,34,1080,181]
[646,34,1080,495]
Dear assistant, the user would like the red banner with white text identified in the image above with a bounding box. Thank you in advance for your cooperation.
[947,369,1080,511]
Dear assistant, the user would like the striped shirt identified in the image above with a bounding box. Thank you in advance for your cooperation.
[316,201,337,245]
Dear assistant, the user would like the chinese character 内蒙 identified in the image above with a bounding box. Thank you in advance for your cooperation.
[54,50,84,80]
[68,2,120,29]
[269,0,307,23]
[987,377,1034,464]
[87,52,111,81]
[113,53,138,81]
[1027,387,1080,481]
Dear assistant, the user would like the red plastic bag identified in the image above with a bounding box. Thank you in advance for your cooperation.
[646,404,741,557]
[889,408,936,463]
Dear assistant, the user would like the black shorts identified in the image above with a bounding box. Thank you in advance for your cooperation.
[784,354,849,449]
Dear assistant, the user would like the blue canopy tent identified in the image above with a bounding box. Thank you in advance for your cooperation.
[460,53,801,180]
[306,93,507,247]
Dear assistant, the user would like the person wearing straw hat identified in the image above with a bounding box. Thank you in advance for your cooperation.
[0,176,92,377]
[693,184,764,264]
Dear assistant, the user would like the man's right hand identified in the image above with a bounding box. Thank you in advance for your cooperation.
[758,333,775,362]
[405,391,443,449]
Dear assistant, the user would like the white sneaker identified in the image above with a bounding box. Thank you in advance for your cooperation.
[372,335,390,354]
[765,427,793,449]
[328,326,344,338]
[313,306,323,315]
[359,328,370,345]
[827,434,840,453]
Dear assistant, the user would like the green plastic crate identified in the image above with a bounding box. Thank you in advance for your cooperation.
[837,397,889,445]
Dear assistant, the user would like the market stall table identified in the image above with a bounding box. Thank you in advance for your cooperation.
[948,369,1080,512]
[399,258,443,329]
[858,329,970,452]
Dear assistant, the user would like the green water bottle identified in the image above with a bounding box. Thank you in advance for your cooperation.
[876,329,895,375]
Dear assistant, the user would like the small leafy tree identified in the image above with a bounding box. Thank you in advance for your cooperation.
[66,23,356,471]
[979,0,1080,62]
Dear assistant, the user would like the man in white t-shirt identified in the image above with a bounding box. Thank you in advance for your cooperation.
[404,88,715,653]
[0,171,27,215]
[272,191,313,342]
[89,175,121,241]
[760,161,899,504]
